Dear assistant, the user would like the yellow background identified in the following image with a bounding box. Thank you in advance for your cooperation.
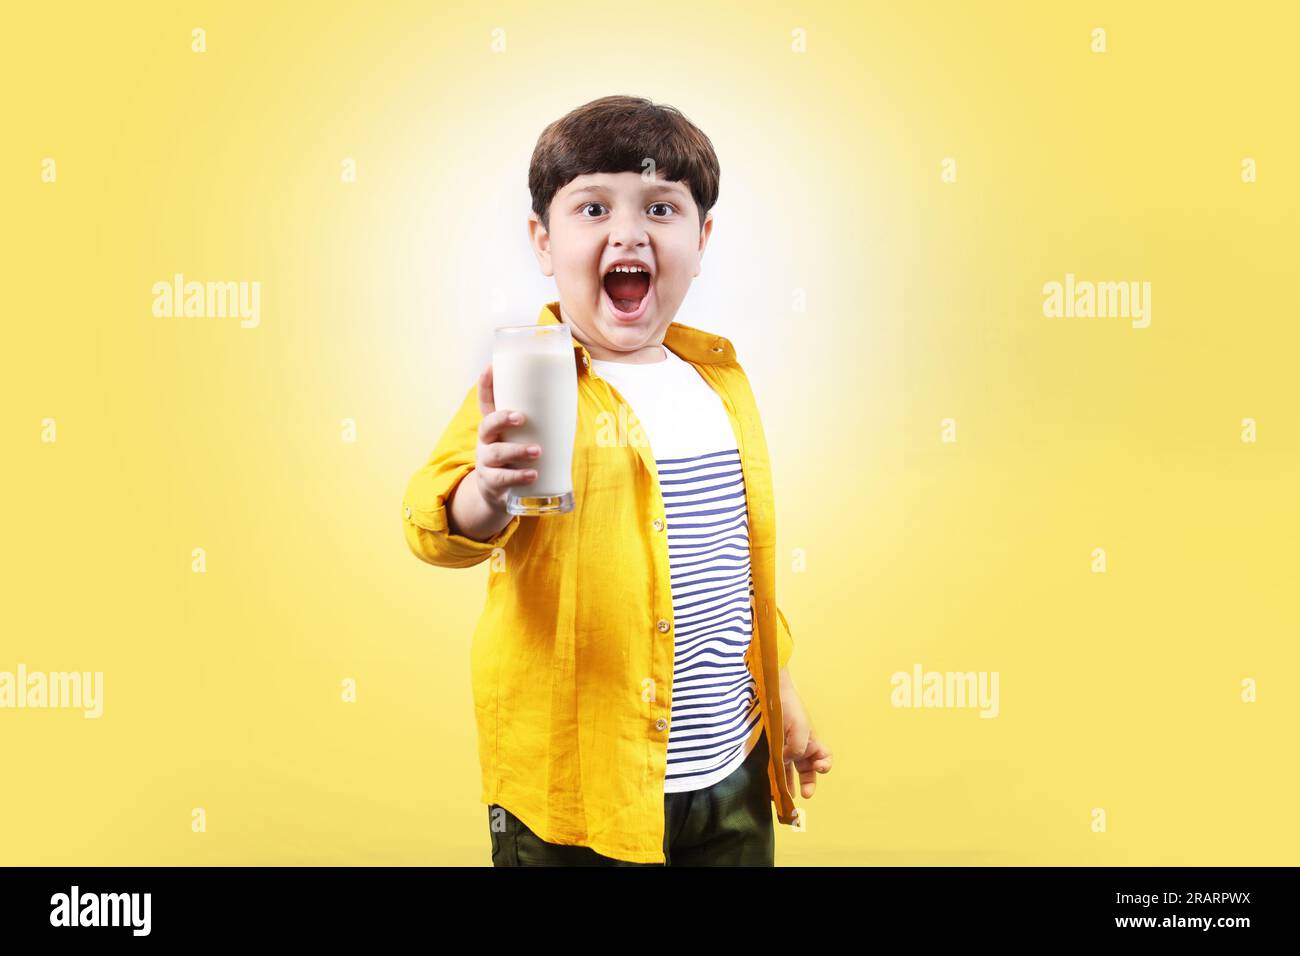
[2,1,1296,865]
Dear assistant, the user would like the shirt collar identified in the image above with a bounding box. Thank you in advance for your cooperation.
[536,301,736,368]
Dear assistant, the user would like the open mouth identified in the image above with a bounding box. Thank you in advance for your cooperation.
[602,264,652,321]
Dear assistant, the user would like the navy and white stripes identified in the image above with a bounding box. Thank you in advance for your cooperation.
[658,448,762,792]
[589,347,764,793]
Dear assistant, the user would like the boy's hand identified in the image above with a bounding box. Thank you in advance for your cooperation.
[470,362,544,512]
[779,675,833,799]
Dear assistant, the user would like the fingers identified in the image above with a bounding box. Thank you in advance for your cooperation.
[800,735,833,772]
[814,745,833,773]
[789,736,833,800]
[798,763,817,799]
[784,738,813,799]
[474,463,539,492]
[783,721,812,766]
[473,373,539,501]
[481,441,542,469]
[478,407,526,444]
[477,366,534,458]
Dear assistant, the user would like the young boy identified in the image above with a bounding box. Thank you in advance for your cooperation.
[402,95,831,865]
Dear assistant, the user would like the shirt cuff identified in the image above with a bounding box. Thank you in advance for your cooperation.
[403,463,521,567]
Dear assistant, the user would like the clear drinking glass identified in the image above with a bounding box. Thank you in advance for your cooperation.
[492,322,579,515]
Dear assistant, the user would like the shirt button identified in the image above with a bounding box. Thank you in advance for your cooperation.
[582,355,590,367]
[403,506,411,518]
[655,718,668,731]
[657,619,670,633]
[652,518,664,532]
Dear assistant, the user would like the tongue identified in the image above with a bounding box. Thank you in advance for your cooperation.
[604,271,650,313]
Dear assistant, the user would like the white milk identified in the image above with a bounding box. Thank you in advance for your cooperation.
[490,348,578,498]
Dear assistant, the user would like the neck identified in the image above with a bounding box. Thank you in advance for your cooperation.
[559,309,667,363]
[590,343,667,364]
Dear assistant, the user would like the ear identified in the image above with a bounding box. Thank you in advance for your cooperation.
[694,212,714,276]
[528,212,554,277]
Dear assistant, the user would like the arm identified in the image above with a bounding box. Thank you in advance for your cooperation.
[402,382,522,568]
[773,606,832,798]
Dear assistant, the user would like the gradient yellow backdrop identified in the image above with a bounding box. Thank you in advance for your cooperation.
[3,1,1296,865]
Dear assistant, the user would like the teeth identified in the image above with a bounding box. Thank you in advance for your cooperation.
[608,265,648,274]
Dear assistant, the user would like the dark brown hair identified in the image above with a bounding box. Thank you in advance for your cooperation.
[529,95,720,233]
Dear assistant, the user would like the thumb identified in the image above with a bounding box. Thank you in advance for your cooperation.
[477,363,496,417]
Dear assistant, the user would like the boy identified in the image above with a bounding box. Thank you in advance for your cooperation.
[402,95,831,865]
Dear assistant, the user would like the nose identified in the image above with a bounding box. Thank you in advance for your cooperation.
[607,206,649,250]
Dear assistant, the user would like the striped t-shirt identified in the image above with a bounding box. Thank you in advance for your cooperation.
[590,345,764,793]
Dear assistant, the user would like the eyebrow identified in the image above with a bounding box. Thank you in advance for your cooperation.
[568,182,690,198]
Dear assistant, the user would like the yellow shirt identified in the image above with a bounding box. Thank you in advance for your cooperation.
[401,301,798,863]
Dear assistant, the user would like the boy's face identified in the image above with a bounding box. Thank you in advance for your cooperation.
[528,170,712,361]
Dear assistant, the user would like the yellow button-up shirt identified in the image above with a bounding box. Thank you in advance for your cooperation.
[402,301,798,863]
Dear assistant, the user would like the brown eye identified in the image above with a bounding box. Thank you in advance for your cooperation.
[582,203,608,217]
[649,202,674,217]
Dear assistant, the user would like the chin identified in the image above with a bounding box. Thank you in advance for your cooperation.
[597,319,652,344]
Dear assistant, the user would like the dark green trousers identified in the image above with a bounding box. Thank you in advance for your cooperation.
[488,728,775,866]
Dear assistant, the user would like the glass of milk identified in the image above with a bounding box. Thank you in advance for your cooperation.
[492,322,579,515]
